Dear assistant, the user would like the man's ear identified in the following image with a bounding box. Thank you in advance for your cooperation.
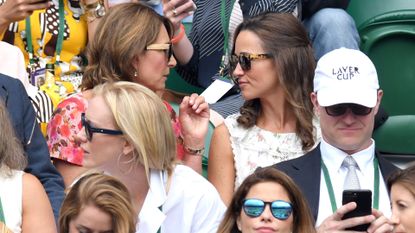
[373,90,383,115]
[310,92,320,116]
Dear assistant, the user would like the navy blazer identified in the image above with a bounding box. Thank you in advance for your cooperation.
[273,144,398,222]
[0,73,64,221]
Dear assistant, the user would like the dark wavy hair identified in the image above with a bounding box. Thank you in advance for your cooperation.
[233,13,316,151]
[82,2,173,90]
[217,167,316,233]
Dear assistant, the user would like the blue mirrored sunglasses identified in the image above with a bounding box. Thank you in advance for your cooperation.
[243,199,293,220]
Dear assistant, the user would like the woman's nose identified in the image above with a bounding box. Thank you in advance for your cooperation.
[260,204,273,222]
[168,55,177,68]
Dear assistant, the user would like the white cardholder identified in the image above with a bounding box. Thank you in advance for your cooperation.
[201,79,234,104]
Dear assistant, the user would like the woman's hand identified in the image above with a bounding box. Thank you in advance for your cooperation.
[162,0,195,32]
[0,0,50,31]
[179,93,209,149]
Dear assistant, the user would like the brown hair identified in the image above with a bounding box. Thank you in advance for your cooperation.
[217,167,316,233]
[233,13,316,151]
[0,100,27,175]
[82,2,173,90]
[388,164,415,197]
[59,172,136,233]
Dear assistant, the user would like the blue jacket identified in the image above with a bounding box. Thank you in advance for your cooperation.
[0,73,64,222]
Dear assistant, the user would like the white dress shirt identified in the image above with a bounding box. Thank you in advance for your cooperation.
[316,138,391,226]
[137,165,226,233]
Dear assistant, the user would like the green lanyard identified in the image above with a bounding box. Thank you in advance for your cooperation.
[0,196,5,223]
[218,0,236,77]
[26,0,65,66]
[321,157,380,213]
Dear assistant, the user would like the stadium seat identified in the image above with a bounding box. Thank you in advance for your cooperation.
[348,1,415,165]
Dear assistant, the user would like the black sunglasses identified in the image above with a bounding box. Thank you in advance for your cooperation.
[146,43,173,60]
[242,199,293,220]
[325,103,373,117]
[81,113,123,141]
[229,53,272,72]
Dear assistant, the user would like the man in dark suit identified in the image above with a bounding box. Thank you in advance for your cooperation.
[273,48,397,232]
[0,73,64,221]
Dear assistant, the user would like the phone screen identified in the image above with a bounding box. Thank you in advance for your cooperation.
[342,189,372,231]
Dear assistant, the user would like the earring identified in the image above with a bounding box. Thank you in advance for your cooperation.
[134,71,138,77]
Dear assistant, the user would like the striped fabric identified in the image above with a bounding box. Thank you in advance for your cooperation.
[30,90,54,123]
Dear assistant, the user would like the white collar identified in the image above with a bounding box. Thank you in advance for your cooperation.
[137,169,168,233]
[320,138,375,175]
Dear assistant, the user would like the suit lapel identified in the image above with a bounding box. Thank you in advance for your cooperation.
[285,146,322,221]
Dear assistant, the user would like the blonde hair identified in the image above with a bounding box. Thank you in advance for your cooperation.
[59,173,136,233]
[0,100,27,176]
[93,81,176,180]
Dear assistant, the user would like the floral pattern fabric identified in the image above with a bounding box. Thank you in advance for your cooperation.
[47,92,86,165]
[46,93,185,165]
[224,113,321,189]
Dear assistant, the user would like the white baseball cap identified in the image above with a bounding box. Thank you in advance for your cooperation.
[314,48,379,107]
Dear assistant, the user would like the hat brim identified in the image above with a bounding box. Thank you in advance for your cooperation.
[317,85,378,107]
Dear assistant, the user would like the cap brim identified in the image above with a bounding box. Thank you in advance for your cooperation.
[317,86,378,107]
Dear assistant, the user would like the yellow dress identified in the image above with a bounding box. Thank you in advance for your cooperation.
[1,0,88,91]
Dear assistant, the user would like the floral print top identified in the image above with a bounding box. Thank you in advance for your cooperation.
[224,113,321,189]
[47,92,185,166]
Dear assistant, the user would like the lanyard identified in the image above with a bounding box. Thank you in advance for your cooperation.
[26,0,65,65]
[321,157,380,213]
[219,0,236,77]
[0,196,5,223]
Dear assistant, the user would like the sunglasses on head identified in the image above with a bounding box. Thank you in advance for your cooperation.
[242,199,293,220]
[325,103,372,117]
[81,113,123,141]
[146,43,173,60]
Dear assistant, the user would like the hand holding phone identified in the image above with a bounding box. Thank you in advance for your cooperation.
[342,189,372,231]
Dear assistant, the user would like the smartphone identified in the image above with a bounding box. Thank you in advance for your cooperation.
[342,189,372,231]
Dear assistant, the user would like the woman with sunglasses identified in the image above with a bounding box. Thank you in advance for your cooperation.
[76,81,225,232]
[208,13,321,205]
[217,167,316,233]
[47,2,208,187]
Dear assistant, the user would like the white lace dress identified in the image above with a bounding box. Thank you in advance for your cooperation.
[224,113,321,189]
